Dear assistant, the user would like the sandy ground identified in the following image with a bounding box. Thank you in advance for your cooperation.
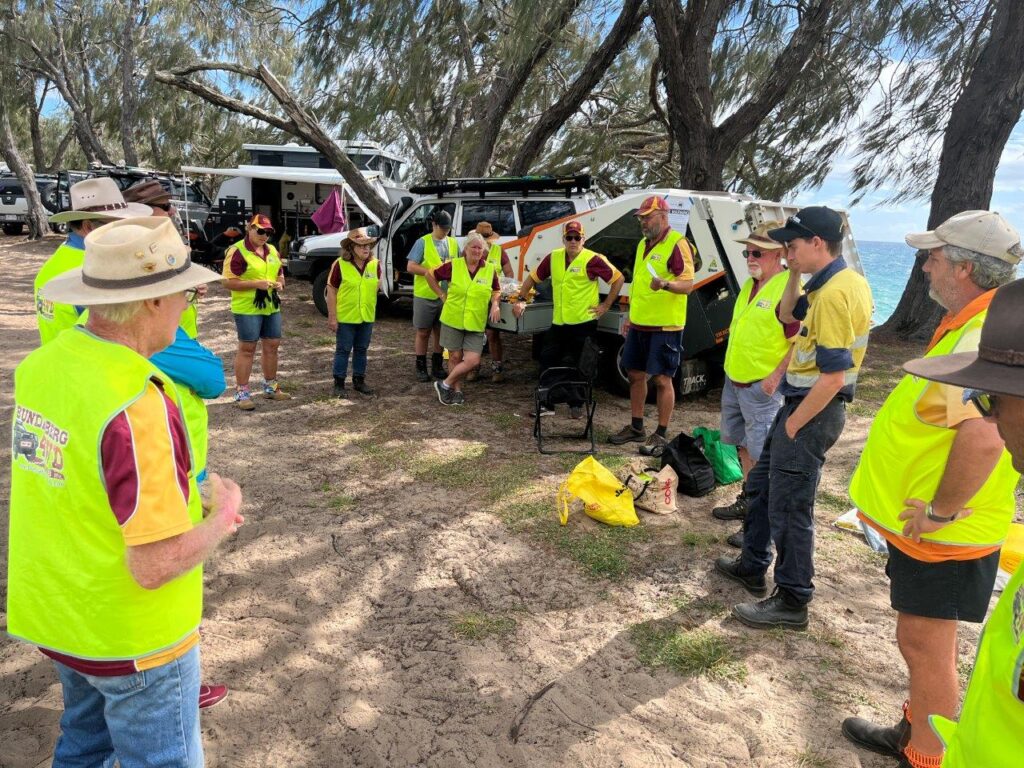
[1,234,1020,768]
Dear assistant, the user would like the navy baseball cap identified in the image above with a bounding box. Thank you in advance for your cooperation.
[768,206,844,243]
[429,209,452,228]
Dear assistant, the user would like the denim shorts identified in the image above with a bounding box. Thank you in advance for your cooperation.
[622,328,683,377]
[720,378,784,462]
[233,311,282,342]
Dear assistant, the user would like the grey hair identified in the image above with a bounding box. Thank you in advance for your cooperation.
[943,244,1016,290]
[463,231,487,255]
[88,300,146,324]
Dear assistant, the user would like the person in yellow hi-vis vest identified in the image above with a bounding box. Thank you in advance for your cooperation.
[326,227,381,397]
[406,208,458,382]
[424,231,501,406]
[222,213,289,410]
[712,222,800,545]
[900,276,1024,768]
[36,178,152,346]
[608,195,694,455]
[841,211,1022,768]
[514,220,624,417]
[8,217,245,766]
[467,221,514,383]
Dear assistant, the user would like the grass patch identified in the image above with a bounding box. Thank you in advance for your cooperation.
[680,530,723,548]
[794,748,837,768]
[630,622,746,680]
[485,457,540,502]
[312,335,336,347]
[328,494,355,511]
[451,612,517,641]
[669,595,727,627]
[498,498,550,531]
[490,412,521,432]
[413,443,487,488]
[360,439,414,473]
[536,520,649,579]
[816,490,849,514]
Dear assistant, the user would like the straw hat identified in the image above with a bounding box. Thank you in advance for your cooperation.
[735,221,784,251]
[475,221,500,242]
[123,178,172,206]
[49,177,152,224]
[341,227,379,247]
[42,217,219,305]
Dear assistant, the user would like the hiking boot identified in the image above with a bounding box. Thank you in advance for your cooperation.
[466,367,479,382]
[333,376,347,398]
[234,389,256,411]
[352,375,374,396]
[430,354,446,380]
[727,529,744,548]
[415,360,431,382]
[712,492,748,521]
[263,381,291,400]
[434,380,457,406]
[608,424,646,445]
[199,684,228,709]
[732,588,808,631]
[714,556,768,597]
[841,704,911,759]
[491,365,505,383]
[639,433,668,457]
[453,390,465,405]
[569,405,584,420]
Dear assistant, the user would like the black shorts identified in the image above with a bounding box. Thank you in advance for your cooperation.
[885,544,1000,622]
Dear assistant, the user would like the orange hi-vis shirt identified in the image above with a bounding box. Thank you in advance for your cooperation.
[858,289,1000,563]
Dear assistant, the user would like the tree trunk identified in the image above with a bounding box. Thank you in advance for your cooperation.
[507,0,648,175]
[26,77,49,170]
[462,0,582,177]
[0,94,50,240]
[46,126,75,173]
[118,0,143,166]
[878,0,1024,341]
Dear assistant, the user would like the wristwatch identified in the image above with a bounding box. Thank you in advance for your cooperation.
[925,502,959,523]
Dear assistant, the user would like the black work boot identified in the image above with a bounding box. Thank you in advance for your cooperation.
[415,357,431,383]
[712,491,748,521]
[732,588,808,631]
[333,376,346,398]
[352,375,374,396]
[841,703,911,759]
[727,529,744,548]
[430,352,445,379]
[714,556,768,596]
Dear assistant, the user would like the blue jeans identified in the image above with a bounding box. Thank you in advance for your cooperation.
[739,397,846,605]
[334,322,373,378]
[51,645,203,768]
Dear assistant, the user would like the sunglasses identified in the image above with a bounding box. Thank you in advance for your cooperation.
[968,391,997,418]
[743,249,768,259]
[184,288,200,306]
[253,227,272,236]
[564,234,582,241]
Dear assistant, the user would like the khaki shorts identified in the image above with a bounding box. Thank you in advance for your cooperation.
[412,296,443,329]
[439,323,485,354]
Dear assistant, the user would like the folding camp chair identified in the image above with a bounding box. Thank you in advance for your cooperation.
[533,366,596,455]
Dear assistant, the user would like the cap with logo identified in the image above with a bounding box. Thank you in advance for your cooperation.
[735,221,785,251]
[249,214,274,232]
[904,277,1024,398]
[634,195,670,218]
[563,220,585,237]
[768,206,844,243]
[905,210,1022,264]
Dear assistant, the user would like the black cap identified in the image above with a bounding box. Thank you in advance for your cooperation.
[768,206,844,243]
[429,209,452,228]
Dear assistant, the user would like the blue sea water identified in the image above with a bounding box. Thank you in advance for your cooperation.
[856,240,915,324]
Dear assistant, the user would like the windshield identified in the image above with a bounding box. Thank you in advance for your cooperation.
[163,179,210,206]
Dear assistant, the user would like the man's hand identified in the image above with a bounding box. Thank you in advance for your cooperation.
[899,498,972,543]
[512,301,526,319]
[327,316,338,332]
[621,319,631,338]
[760,376,780,397]
[489,303,501,324]
[784,416,800,439]
[439,292,448,303]
[253,279,272,291]
[196,284,209,299]
[589,304,609,319]
[207,473,244,535]
[650,277,666,291]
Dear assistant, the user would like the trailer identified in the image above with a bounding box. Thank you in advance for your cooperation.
[489,189,864,395]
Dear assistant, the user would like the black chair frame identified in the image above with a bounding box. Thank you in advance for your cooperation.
[533,366,596,455]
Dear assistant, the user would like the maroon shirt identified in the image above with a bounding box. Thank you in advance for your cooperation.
[327,259,382,289]
[532,251,616,283]
[431,260,500,290]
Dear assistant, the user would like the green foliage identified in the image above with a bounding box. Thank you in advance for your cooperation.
[451,612,518,641]
[535,520,649,579]
[630,622,746,680]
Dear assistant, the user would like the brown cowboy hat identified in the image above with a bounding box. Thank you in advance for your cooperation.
[904,277,1024,397]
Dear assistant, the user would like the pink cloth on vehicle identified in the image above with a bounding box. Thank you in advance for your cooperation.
[311,187,347,234]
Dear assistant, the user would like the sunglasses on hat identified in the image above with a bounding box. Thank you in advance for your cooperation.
[967,390,997,418]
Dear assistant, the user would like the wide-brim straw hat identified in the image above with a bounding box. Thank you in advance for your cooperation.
[903,277,1024,398]
[341,226,379,247]
[49,177,152,224]
[735,220,785,250]
[43,217,219,305]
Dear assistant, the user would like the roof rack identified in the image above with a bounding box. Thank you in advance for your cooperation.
[409,174,591,199]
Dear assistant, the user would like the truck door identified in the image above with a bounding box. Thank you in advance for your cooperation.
[385,201,456,292]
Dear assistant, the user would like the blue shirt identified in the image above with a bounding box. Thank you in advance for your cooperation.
[151,327,226,399]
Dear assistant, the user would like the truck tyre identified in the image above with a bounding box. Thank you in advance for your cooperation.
[600,335,631,396]
[3,222,24,236]
[312,269,329,317]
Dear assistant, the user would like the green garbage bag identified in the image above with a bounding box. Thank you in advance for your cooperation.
[693,426,743,485]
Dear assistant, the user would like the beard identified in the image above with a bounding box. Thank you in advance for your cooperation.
[748,264,763,280]
[928,286,950,309]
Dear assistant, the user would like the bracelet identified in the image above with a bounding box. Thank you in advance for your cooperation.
[925,502,959,523]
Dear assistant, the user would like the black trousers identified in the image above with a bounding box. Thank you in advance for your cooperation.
[538,320,598,407]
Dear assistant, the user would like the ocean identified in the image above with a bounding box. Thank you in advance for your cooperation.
[856,240,914,324]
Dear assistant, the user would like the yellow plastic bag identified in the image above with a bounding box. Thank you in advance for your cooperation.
[558,456,639,527]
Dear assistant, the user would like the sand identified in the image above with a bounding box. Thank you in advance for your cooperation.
[1,235,1018,767]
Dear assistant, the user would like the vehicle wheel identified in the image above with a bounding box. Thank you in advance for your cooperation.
[312,269,329,317]
[50,222,67,235]
[3,222,24,236]
[600,335,630,396]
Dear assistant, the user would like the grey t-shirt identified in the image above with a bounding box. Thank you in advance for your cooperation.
[407,236,454,266]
